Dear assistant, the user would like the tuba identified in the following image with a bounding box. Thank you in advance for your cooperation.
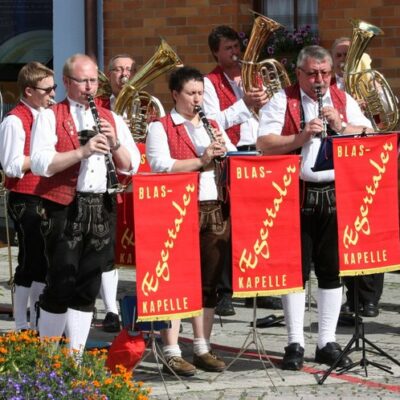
[114,39,183,142]
[241,11,291,111]
[344,19,399,132]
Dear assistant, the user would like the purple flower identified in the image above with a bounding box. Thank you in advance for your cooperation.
[267,46,275,55]
[238,31,246,39]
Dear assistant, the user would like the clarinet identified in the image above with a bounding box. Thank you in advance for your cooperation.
[87,94,120,191]
[194,105,226,160]
[314,85,327,138]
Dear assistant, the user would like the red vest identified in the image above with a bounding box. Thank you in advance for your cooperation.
[282,83,348,136]
[159,114,219,160]
[206,66,241,145]
[34,100,116,205]
[5,103,44,194]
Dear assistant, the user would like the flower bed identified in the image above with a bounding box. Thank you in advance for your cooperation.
[0,331,151,400]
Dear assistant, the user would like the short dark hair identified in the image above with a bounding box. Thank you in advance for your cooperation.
[208,25,240,54]
[169,66,204,93]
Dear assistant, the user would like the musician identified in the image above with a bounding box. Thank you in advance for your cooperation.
[0,62,55,331]
[146,66,235,376]
[331,38,384,319]
[98,54,136,333]
[203,25,281,316]
[30,54,140,354]
[257,45,373,370]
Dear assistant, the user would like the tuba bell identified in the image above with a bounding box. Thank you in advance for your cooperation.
[241,11,291,115]
[114,39,183,142]
[344,19,399,132]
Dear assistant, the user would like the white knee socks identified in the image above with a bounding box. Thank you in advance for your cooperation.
[100,269,119,314]
[282,291,306,347]
[317,287,342,349]
[13,285,31,330]
[38,308,67,339]
[65,308,93,355]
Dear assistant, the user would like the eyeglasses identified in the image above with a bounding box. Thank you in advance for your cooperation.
[68,76,98,85]
[299,68,332,79]
[32,84,57,94]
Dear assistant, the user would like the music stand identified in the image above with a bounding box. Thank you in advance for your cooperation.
[318,275,400,384]
[210,296,284,387]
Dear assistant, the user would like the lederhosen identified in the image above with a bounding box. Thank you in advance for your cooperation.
[282,84,347,289]
[5,103,47,287]
[38,100,117,313]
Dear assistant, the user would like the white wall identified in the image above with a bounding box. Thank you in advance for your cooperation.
[53,0,85,101]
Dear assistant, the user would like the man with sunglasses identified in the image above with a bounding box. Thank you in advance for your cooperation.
[0,61,56,331]
[30,54,140,355]
[256,45,373,371]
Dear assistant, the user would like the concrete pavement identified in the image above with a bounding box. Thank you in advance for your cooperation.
[0,246,399,399]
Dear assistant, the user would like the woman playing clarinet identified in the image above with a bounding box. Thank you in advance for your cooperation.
[146,66,236,376]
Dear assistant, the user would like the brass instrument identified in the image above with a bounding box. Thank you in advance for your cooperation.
[114,38,183,142]
[344,19,399,132]
[241,11,291,113]
[96,70,113,100]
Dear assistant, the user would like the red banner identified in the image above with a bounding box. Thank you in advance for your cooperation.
[229,155,303,297]
[333,133,400,276]
[132,172,202,321]
[115,143,151,268]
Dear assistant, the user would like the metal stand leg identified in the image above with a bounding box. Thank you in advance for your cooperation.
[133,322,190,400]
[210,297,285,387]
[318,276,400,384]
[0,181,13,316]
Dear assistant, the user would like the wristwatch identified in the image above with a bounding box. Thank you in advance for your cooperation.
[339,121,347,134]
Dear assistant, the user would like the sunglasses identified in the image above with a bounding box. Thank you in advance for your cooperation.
[32,84,57,94]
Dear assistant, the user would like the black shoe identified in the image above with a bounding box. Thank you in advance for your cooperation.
[215,296,235,316]
[362,302,379,317]
[245,296,282,310]
[340,301,354,315]
[315,342,352,368]
[281,343,304,371]
[102,312,121,333]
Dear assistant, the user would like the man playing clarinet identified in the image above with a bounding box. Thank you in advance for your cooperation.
[30,53,140,355]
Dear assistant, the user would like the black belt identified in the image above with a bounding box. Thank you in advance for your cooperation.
[76,192,106,198]
[301,180,334,188]
[237,145,257,151]
[199,200,220,206]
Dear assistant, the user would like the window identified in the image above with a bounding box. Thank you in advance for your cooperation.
[257,0,318,32]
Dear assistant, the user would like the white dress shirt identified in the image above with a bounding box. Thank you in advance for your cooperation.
[31,97,140,193]
[146,109,236,201]
[203,74,258,146]
[0,100,40,179]
[258,88,372,182]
